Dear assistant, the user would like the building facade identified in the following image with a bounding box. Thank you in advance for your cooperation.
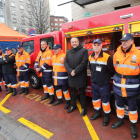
[50,15,68,32]
[0,0,5,23]
[1,0,50,35]
[71,0,140,21]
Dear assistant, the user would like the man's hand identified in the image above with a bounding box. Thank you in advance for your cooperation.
[71,70,75,76]
[36,68,40,72]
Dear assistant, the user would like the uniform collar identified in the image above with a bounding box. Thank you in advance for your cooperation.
[91,50,103,58]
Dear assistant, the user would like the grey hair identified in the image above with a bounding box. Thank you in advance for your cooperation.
[41,41,47,44]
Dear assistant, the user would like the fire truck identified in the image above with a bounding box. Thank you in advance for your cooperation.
[21,5,140,117]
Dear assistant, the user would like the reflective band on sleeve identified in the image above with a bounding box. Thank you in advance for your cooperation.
[16,60,26,62]
[43,70,52,72]
[26,58,30,60]
[41,65,46,70]
[115,64,139,70]
[53,76,68,79]
[23,65,27,68]
[42,58,46,60]
[113,80,139,88]
[46,57,52,59]
[90,61,107,65]
[16,69,29,72]
[52,63,64,66]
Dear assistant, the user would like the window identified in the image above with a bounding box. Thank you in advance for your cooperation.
[21,28,26,33]
[29,21,32,26]
[59,19,63,21]
[60,28,62,30]
[22,41,34,54]
[40,37,54,50]
[14,27,19,31]
[51,18,53,21]
[20,0,23,1]
[21,12,24,17]
[59,23,62,26]
[0,17,4,23]
[51,23,53,26]
[11,2,15,7]
[51,28,54,30]
[55,23,58,26]
[55,28,58,30]
[20,5,24,9]
[12,10,16,15]
[54,19,58,21]
[27,1,30,4]
[28,15,31,18]
[13,18,17,23]
[0,8,3,16]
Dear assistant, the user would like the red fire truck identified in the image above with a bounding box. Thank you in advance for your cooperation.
[21,5,140,117]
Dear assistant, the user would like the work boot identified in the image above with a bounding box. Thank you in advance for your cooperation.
[6,87,13,95]
[49,95,55,104]
[111,118,124,129]
[18,88,25,94]
[131,123,138,139]
[41,93,50,100]
[53,99,63,106]
[0,86,2,91]
[25,87,29,95]
[90,111,101,120]
[81,108,86,116]
[5,85,8,91]
[102,113,110,126]
[64,100,70,109]
[12,88,17,96]
[67,106,77,113]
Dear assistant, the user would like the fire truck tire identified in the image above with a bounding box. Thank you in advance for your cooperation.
[29,73,40,89]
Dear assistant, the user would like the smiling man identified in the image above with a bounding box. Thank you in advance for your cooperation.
[89,39,114,126]
[112,33,140,139]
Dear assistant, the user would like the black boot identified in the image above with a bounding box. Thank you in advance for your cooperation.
[67,106,77,113]
[53,99,63,106]
[18,88,25,94]
[12,88,17,96]
[90,111,101,120]
[0,86,2,91]
[81,109,86,116]
[25,87,29,95]
[102,113,109,126]
[131,123,138,139]
[41,93,50,100]
[6,87,13,95]
[111,118,124,129]
[5,85,8,91]
[64,100,70,109]
[49,95,55,104]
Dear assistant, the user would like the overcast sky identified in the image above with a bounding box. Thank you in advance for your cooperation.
[49,0,72,22]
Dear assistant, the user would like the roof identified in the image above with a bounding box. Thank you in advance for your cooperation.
[0,23,28,42]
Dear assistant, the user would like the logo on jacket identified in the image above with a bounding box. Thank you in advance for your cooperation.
[132,55,137,61]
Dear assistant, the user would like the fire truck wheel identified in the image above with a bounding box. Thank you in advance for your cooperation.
[111,95,129,119]
[29,73,40,89]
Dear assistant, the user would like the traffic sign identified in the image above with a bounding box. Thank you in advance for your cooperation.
[28,29,36,35]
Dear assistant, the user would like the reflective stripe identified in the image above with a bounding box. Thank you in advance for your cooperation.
[102,102,109,106]
[25,82,29,84]
[16,60,26,62]
[129,111,137,114]
[90,61,107,65]
[7,84,11,86]
[53,76,68,79]
[41,65,46,70]
[92,99,101,103]
[114,64,139,70]
[52,63,64,66]
[131,120,137,123]
[94,107,101,110]
[66,98,71,100]
[56,89,61,92]
[57,96,62,99]
[20,81,24,83]
[26,58,30,60]
[46,57,52,59]
[0,56,2,58]
[43,85,46,87]
[23,64,27,68]
[48,86,53,89]
[49,93,54,95]
[44,91,48,93]
[117,114,124,119]
[117,106,124,110]
[16,69,29,72]
[104,109,111,114]
[12,84,17,87]
[63,90,68,94]
[34,63,38,65]
[43,70,52,72]
[3,59,6,60]
[42,58,47,60]
[113,80,139,88]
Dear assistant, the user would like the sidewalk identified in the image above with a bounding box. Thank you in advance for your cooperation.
[0,111,47,140]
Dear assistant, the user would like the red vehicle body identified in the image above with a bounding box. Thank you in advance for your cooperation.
[21,5,140,98]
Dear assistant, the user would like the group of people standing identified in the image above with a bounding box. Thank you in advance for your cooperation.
[0,32,139,139]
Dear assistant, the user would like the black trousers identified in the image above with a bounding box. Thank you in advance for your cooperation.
[70,87,86,109]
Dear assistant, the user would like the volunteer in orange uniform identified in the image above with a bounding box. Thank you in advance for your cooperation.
[52,44,71,109]
[89,39,114,126]
[34,41,55,104]
[15,45,31,95]
[112,33,140,139]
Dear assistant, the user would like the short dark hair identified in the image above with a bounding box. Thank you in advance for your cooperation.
[70,37,79,42]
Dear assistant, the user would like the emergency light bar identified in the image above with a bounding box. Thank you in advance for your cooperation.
[120,13,133,19]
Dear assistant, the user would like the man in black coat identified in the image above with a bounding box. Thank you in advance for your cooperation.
[64,37,88,116]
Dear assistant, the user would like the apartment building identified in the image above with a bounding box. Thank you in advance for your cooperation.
[50,15,68,32]
[0,0,5,23]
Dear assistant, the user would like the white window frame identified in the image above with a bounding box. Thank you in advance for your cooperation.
[20,5,24,9]
[11,2,15,7]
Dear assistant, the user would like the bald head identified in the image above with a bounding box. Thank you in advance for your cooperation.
[70,37,79,48]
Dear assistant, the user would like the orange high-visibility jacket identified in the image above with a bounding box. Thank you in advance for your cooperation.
[113,44,140,97]
[52,51,68,86]
[34,47,53,77]
[15,50,31,76]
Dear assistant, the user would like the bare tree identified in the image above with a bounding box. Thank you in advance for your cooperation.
[15,0,50,34]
